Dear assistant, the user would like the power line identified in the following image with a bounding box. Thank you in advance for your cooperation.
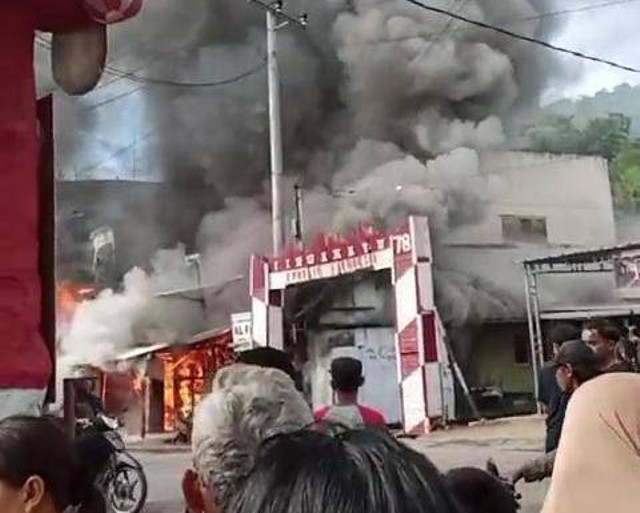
[356,0,640,47]
[82,85,147,111]
[403,0,640,73]
[411,0,470,64]
[102,58,267,88]
[35,36,267,88]
[517,0,640,23]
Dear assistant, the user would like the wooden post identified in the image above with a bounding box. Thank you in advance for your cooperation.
[37,96,56,405]
[142,377,150,440]
[62,379,76,439]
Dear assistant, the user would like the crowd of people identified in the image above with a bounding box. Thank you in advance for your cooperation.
[1,332,639,513]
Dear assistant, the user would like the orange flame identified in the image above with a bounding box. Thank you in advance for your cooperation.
[56,282,99,328]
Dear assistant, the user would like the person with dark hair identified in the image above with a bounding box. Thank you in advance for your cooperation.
[0,415,105,513]
[446,467,519,513]
[228,428,460,513]
[552,340,602,394]
[74,379,104,421]
[510,340,601,484]
[538,324,579,453]
[586,320,634,372]
[236,347,302,390]
[314,357,386,429]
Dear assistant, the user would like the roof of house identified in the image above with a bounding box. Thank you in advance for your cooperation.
[522,242,640,267]
[114,327,231,361]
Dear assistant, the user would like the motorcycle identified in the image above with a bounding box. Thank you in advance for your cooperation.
[77,414,148,513]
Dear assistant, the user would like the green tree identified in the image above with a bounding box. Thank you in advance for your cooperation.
[581,113,630,161]
[528,113,640,206]
[614,142,640,204]
[528,115,585,154]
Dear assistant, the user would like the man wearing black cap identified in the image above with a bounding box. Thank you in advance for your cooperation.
[511,340,601,484]
[314,357,386,429]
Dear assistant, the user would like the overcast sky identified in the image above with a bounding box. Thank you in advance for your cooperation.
[544,0,640,102]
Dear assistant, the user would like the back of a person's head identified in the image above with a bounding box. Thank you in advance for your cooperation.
[0,415,105,513]
[446,467,518,513]
[236,347,299,388]
[191,364,313,508]
[556,340,602,385]
[593,319,621,342]
[548,323,580,347]
[228,428,460,513]
[330,357,364,393]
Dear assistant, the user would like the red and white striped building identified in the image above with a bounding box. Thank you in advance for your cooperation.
[249,216,455,434]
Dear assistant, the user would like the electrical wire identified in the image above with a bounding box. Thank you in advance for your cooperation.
[83,84,147,111]
[516,0,640,23]
[410,0,470,65]
[403,0,640,73]
[355,0,640,47]
[99,57,266,88]
[35,36,267,88]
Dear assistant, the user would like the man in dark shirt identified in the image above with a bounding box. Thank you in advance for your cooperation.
[538,361,569,453]
[537,324,579,453]
[512,339,601,483]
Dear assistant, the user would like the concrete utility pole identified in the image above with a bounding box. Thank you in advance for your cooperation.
[249,0,307,256]
[293,182,304,243]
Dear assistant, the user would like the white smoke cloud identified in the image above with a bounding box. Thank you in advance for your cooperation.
[61,246,206,367]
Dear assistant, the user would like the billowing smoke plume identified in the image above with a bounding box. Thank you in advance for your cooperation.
[61,246,206,367]
[55,0,571,360]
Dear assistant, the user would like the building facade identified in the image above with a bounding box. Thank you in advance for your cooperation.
[291,151,617,420]
[441,151,616,415]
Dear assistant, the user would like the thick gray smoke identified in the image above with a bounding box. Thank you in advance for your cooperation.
[54,0,570,359]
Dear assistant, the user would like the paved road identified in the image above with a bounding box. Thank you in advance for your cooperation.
[138,439,547,512]
[137,451,190,513]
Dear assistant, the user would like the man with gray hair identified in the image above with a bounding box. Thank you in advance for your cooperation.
[182,364,313,513]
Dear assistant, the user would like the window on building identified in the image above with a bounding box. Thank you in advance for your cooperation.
[514,332,531,366]
[501,215,548,243]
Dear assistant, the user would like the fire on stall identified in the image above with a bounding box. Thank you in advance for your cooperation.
[158,331,235,432]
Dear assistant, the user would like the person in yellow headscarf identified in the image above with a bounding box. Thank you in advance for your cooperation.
[541,372,640,513]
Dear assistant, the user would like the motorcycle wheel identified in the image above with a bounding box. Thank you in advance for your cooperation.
[106,463,148,513]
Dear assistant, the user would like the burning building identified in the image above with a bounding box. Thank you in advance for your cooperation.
[113,328,234,436]
[64,328,235,438]
[51,0,605,430]
[244,150,617,428]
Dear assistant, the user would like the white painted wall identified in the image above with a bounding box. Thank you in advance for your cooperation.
[446,151,616,247]
[306,326,401,425]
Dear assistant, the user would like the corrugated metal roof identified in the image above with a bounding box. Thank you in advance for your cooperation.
[522,242,640,266]
[154,276,244,300]
[114,327,231,361]
[540,303,640,320]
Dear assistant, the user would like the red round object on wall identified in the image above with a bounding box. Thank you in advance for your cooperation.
[82,0,142,24]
